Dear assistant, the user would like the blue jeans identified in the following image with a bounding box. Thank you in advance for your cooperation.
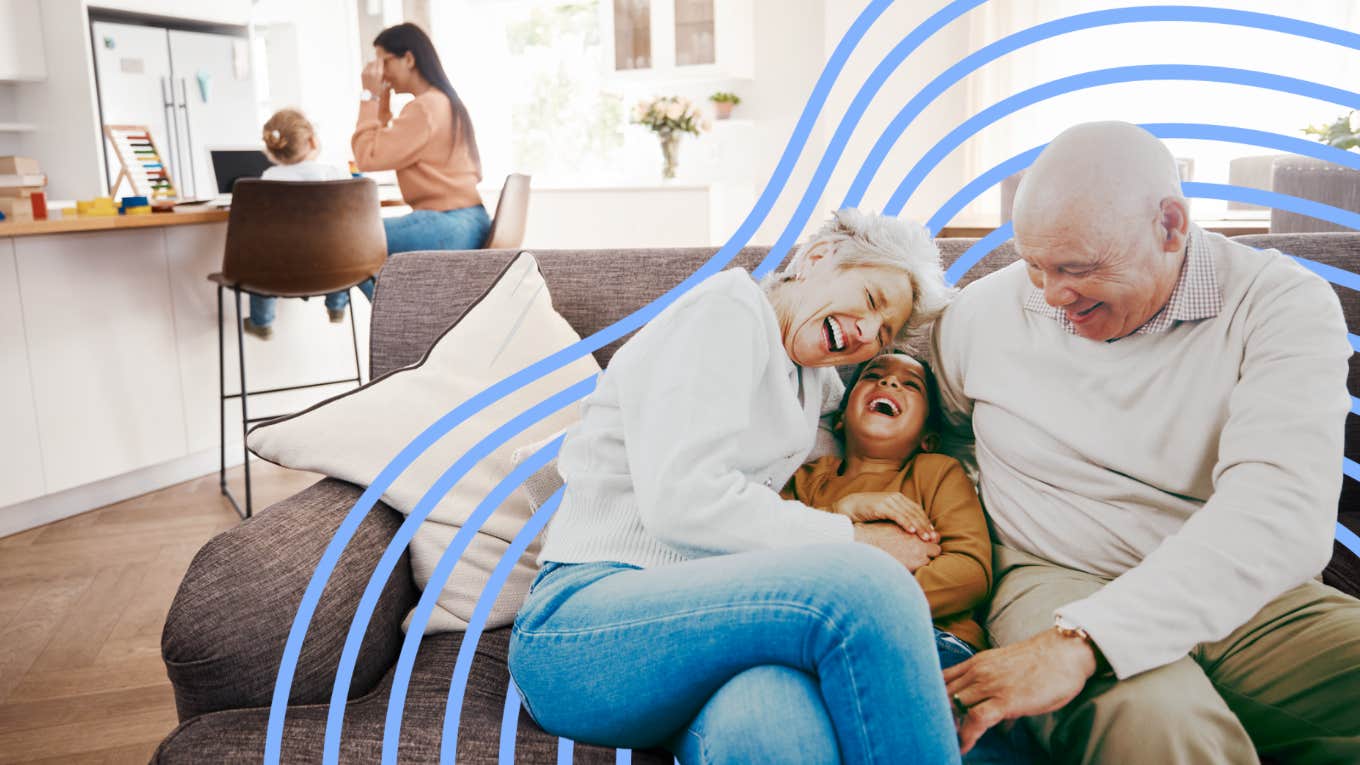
[248,290,351,327]
[356,205,492,302]
[509,545,962,765]
[935,630,1037,765]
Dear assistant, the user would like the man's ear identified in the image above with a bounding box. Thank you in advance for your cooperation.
[1159,197,1189,254]
[920,432,940,453]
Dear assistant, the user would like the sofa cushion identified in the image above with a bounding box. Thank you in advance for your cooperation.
[247,252,600,633]
[153,630,673,765]
[161,477,416,722]
[369,247,775,377]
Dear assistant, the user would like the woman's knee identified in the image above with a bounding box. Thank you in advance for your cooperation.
[674,665,839,765]
[799,543,930,626]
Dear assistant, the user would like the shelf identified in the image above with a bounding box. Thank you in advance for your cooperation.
[0,123,36,132]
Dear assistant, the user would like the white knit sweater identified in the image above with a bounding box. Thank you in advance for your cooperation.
[931,228,1352,678]
[537,269,854,568]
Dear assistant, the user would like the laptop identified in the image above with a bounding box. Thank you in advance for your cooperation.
[202,148,275,205]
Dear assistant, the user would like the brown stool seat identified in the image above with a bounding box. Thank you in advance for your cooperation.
[211,178,387,519]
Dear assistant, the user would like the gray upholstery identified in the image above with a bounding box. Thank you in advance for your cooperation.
[158,234,1358,763]
[1271,157,1360,233]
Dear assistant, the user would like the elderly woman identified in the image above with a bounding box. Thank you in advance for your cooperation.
[509,210,961,765]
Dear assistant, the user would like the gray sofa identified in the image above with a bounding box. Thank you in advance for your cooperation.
[155,235,1360,763]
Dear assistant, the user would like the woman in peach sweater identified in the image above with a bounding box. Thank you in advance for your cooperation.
[351,23,489,301]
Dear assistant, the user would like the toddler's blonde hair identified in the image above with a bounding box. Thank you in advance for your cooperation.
[262,109,315,165]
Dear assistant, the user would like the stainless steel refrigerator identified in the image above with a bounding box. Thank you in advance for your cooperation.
[90,16,259,200]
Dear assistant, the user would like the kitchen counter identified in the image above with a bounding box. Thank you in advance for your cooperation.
[0,209,231,237]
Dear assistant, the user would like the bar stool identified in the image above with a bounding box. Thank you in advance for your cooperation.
[208,178,386,518]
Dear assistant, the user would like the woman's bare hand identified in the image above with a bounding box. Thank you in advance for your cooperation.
[361,59,385,92]
[835,492,938,542]
[852,521,941,571]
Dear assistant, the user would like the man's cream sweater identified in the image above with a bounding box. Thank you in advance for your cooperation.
[931,229,1351,678]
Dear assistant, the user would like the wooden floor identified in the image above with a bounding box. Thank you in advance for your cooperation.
[0,462,322,764]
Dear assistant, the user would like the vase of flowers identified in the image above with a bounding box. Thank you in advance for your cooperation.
[632,95,710,179]
[709,91,742,120]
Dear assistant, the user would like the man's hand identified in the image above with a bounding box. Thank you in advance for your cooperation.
[852,521,941,571]
[835,492,939,542]
[944,628,1099,753]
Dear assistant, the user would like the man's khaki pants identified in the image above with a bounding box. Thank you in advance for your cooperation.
[986,546,1360,764]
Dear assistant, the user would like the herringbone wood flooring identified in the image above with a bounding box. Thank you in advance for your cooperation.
[0,462,321,763]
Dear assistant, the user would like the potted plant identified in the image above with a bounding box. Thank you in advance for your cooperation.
[1303,110,1360,149]
[710,91,742,120]
[631,96,711,179]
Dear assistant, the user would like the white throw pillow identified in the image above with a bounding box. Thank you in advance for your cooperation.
[247,252,600,633]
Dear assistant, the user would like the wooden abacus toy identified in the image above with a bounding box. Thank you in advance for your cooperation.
[103,124,178,201]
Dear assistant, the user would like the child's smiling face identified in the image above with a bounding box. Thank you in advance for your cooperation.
[841,354,932,462]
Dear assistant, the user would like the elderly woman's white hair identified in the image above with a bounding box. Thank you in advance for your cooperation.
[768,208,954,345]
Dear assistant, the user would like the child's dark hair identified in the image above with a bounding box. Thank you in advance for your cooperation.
[834,350,943,443]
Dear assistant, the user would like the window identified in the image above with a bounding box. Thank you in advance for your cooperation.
[613,0,651,70]
[673,0,714,66]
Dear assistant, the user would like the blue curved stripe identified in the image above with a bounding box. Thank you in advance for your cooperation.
[617,750,633,765]
[885,65,1360,216]
[927,124,1360,236]
[274,1,901,760]
[751,0,989,277]
[1339,520,1360,559]
[1349,334,1360,353]
[558,738,574,765]
[320,380,592,762]
[381,435,565,763]
[1352,398,1360,417]
[1347,459,1360,482]
[944,187,1360,288]
[843,5,1360,211]
[499,680,522,765]
[441,487,566,761]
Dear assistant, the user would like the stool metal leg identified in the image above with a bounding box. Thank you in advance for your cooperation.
[347,287,363,385]
[234,287,253,518]
[217,283,227,495]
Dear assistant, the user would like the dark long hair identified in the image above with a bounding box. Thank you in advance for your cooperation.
[374,23,481,172]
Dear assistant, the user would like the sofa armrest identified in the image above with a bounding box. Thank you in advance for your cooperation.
[161,477,419,722]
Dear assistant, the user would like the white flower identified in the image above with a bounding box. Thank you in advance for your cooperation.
[1350,110,1360,133]
[664,101,684,120]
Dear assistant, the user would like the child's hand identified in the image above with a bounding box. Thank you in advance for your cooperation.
[833,492,939,543]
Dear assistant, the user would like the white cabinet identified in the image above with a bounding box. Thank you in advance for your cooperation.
[0,239,46,507]
[0,0,48,81]
[15,230,189,493]
[603,0,753,80]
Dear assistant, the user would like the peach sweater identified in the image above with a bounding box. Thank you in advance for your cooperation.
[352,89,483,212]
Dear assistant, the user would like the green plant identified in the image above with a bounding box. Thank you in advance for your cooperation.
[709,91,741,105]
[1303,111,1360,150]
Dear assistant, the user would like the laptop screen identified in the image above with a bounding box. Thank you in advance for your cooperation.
[210,150,275,194]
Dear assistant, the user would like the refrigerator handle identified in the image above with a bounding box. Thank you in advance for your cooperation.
[177,78,199,198]
[161,76,182,200]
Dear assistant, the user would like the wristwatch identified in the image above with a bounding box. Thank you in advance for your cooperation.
[360,89,375,102]
[1054,615,1113,677]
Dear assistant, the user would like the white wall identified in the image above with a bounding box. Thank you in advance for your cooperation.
[251,0,363,170]
[16,0,105,200]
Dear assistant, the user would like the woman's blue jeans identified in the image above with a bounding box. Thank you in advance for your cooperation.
[509,544,962,765]
[356,204,492,302]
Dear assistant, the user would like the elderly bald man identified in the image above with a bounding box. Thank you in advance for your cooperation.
[931,121,1359,764]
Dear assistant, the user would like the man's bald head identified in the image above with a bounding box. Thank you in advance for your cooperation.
[1010,122,1192,342]
[1014,121,1184,241]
